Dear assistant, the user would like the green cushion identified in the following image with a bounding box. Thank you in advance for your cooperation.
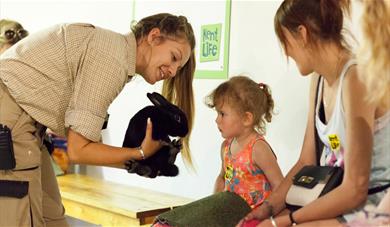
[156,191,251,227]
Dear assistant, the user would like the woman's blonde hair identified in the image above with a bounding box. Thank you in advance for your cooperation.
[359,0,390,107]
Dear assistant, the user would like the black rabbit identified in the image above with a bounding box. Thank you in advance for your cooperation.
[122,92,188,178]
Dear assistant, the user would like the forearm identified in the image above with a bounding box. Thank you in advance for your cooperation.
[268,161,305,215]
[377,191,390,213]
[67,128,145,166]
[68,142,142,166]
[292,183,366,223]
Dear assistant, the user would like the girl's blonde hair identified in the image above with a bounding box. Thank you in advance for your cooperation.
[132,13,196,169]
[205,75,274,135]
[359,0,390,107]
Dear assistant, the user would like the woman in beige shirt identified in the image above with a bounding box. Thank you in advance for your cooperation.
[0,13,196,227]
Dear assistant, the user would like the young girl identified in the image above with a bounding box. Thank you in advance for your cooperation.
[207,75,283,209]
[152,75,282,227]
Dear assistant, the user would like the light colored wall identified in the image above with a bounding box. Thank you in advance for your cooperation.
[1,0,362,200]
[84,0,309,200]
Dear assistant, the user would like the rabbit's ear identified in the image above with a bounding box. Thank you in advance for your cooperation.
[147,92,170,107]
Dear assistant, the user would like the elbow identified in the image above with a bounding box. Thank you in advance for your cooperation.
[67,145,81,163]
[342,176,369,208]
[350,187,368,207]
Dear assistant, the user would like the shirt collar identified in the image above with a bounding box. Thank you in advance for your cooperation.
[125,32,136,80]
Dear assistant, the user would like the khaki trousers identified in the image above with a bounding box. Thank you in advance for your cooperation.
[0,82,68,227]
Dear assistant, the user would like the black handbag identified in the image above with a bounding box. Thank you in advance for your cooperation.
[286,165,343,209]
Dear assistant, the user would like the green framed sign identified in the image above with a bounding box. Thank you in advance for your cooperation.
[133,0,231,79]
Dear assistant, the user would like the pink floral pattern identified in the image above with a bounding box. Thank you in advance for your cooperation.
[224,136,272,208]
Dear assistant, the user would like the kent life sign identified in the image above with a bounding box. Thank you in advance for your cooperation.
[200,23,222,62]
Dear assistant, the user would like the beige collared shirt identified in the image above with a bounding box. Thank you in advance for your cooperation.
[0,23,136,141]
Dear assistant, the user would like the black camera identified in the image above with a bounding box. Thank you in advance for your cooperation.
[0,124,15,170]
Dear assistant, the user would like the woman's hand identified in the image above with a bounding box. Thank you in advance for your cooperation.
[257,215,291,227]
[140,118,162,158]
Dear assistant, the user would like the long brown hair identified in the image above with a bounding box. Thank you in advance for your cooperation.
[274,0,351,52]
[132,13,196,169]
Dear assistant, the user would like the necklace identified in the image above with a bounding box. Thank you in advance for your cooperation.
[322,52,349,111]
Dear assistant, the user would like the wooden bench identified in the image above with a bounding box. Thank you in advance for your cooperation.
[57,174,193,227]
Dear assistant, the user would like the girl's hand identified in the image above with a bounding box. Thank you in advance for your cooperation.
[140,118,162,158]
[257,218,272,227]
[236,204,271,227]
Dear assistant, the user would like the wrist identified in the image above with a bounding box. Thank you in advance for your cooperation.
[263,200,274,217]
[269,216,277,227]
[137,146,145,160]
[289,211,298,226]
[131,146,145,160]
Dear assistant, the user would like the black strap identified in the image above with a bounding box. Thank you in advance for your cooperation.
[368,182,390,195]
[314,77,324,165]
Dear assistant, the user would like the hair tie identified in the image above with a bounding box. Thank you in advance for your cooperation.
[259,82,265,89]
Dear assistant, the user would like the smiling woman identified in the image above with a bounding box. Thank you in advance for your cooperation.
[131,13,196,168]
[0,12,196,227]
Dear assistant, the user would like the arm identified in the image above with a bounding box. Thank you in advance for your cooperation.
[377,190,390,214]
[67,118,161,167]
[252,140,283,191]
[214,141,227,193]
[274,67,376,226]
[236,75,319,226]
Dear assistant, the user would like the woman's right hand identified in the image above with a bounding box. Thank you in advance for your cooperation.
[140,118,162,158]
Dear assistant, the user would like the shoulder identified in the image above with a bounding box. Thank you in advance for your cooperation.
[221,139,231,151]
[220,139,229,155]
[252,138,277,168]
[65,23,96,29]
[64,23,124,47]
[342,63,376,120]
[342,64,365,101]
[343,64,360,87]
[252,138,274,157]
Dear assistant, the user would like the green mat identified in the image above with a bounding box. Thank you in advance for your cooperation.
[155,191,251,227]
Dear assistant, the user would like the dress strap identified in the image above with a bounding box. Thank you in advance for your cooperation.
[251,135,277,159]
[335,59,357,104]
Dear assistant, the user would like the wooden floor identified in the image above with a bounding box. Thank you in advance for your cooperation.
[57,174,193,227]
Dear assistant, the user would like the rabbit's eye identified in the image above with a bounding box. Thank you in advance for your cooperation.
[174,115,181,123]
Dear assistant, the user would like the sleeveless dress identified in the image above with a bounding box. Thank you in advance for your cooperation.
[223,135,272,208]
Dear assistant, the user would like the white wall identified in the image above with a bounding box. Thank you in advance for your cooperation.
[98,0,312,199]
[1,0,362,200]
